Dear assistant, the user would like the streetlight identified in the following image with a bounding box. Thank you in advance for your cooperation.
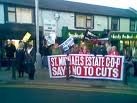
[54,13,60,37]
[35,0,41,69]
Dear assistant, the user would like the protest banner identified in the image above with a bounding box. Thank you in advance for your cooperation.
[48,54,124,80]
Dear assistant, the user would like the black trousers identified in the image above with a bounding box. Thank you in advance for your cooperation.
[17,63,24,77]
[26,63,35,80]
[29,72,34,80]
[7,58,14,70]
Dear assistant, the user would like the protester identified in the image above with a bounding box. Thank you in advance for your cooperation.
[132,47,137,59]
[108,46,119,56]
[123,46,132,61]
[97,42,107,56]
[90,43,100,55]
[70,44,79,54]
[16,41,25,78]
[79,45,90,54]
[105,41,112,54]
[24,42,36,80]
[41,39,51,69]
[4,40,16,71]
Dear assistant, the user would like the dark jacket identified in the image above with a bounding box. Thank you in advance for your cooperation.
[5,44,16,58]
[16,49,25,64]
[41,46,50,56]
[97,46,107,56]
[24,48,36,73]
[90,46,100,55]
[16,48,25,71]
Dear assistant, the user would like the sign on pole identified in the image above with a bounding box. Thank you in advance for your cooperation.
[22,32,31,42]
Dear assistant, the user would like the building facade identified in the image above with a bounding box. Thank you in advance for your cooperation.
[0,0,137,57]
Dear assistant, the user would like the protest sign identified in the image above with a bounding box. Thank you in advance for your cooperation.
[59,36,74,51]
[22,32,31,42]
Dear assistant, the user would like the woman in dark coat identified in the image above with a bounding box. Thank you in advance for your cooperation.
[25,43,36,80]
[16,42,25,77]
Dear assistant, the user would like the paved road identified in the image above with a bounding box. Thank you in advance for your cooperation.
[0,85,137,103]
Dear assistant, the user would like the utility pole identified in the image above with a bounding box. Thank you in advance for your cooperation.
[35,0,42,69]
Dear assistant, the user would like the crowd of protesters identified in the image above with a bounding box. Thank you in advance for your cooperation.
[41,38,137,77]
[41,39,121,69]
[0,38,137,80]
[41,39,120,57]
[1,40,36,80]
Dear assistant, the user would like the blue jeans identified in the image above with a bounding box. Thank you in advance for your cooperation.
[42,56,48,69]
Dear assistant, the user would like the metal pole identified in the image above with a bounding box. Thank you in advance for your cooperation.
[66,54,70,80]
[35,0,42,69]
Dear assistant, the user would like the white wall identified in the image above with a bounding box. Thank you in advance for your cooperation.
[108,17,111,30]
[93,15,108,31]
[40,10,75,37]
[0,4,4,24]
[39,9,133,38]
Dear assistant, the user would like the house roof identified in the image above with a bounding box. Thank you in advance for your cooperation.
[1,0,137,18]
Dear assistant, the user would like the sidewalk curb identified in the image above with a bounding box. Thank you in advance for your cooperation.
[0,80,137,92]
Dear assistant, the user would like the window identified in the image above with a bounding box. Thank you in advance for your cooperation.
[8,7,16,22]
[75,14,93,29]
[111,17,120,31]
[16,8,33,23]
[130,19,136,31]
[7,6,33,24]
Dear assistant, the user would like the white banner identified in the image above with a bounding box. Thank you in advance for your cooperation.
[59,36,74,51]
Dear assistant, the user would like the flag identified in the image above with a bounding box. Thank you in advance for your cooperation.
[83,29,98,42]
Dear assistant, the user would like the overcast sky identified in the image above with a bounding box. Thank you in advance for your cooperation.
[67,0,137,9]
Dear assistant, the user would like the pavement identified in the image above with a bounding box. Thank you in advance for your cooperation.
[0,67,137,92]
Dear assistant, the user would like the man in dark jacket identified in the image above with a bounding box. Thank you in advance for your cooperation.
[97,42,107,56]
[16,42,25,77]
[5,40,16,71]
[90,43,100,55]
